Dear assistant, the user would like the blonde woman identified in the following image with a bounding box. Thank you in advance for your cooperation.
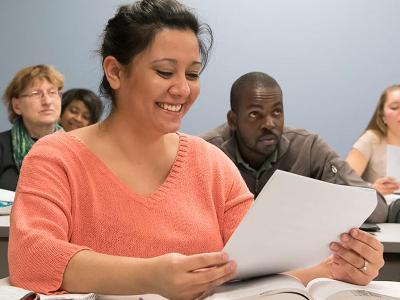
[0,65,63,190]
[347,85,400,195]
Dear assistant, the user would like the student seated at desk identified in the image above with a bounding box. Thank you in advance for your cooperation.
[8,1,384,299]
[0,65,64,191]
[347,84,400,196]
[59,88,103,132]
[201,72,388,224]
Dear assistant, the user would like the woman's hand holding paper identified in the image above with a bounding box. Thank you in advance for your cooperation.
[328,228,384,285]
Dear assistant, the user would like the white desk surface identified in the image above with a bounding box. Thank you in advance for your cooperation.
[376,223,400,253]
[0,216,10,238]
[385,193,400,205]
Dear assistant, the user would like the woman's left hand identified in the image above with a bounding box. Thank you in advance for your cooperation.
[328,228,384,285]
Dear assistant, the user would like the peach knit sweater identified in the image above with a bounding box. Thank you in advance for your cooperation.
[8,132,253,293]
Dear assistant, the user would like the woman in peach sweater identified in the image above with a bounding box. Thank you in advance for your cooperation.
[8,0,384,299]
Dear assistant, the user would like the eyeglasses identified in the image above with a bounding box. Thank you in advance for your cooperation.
[18,89,62,100]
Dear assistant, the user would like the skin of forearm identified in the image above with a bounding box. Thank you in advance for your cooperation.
[285,260,330,286]
[61,250,155,295]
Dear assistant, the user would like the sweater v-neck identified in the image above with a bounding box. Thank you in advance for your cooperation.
[64,131,189,202]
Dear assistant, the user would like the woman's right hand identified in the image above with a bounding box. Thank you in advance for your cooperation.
[372,177,400,195]
[149,252,236,300]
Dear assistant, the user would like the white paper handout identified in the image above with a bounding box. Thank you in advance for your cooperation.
[224,170,377,280]
[387,144,400,182]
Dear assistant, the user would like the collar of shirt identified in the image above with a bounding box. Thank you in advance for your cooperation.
[235,146,278,177]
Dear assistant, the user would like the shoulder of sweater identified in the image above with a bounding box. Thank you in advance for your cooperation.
[360,129,382,143]
[34,131,73,147]
[27,131,78,160]
[184,133,228,155]
[183,133,238,168]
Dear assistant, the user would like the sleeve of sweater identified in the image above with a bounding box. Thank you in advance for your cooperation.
[204,142,253,244]
[8,136,91,294]
[352,130,379,160]
[222,164,253,244]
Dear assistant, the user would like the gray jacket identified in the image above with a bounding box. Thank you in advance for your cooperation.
[201,123,388,223]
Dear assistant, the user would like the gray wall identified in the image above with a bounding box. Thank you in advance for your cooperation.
[1,0,399,157]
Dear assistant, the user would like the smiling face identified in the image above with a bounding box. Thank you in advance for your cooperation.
[12,78,61,128]
[60,99,91,131]
[114,28,201,135]
[383,88,400,136]
[228,84,284,169]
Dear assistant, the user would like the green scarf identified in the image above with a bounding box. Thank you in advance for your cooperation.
[11,118,63,170]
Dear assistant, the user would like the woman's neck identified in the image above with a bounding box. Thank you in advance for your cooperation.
[98,113,176,159]
[22,120,56,140]
[386,129,400,146]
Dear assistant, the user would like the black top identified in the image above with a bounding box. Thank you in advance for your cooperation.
[0,130,19,191]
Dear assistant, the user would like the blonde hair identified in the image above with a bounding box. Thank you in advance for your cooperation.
[365,84,400,139]
[2,65,64,123]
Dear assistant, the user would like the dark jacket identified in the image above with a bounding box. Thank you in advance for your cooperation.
[0,130,19,191]
[201,123,388,223]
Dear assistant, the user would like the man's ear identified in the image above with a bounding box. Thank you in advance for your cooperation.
[103,56,123,90]
[227,110,237,130]
[11,98,22,116]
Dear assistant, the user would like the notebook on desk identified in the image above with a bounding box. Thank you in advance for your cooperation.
[0,188,15,215]
[223,170,377,280]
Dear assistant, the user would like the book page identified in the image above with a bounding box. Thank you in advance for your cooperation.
[0,279,97,300]
[306,278,400,299]
[223,170,377,280]
[326,290,399,300]
[387,145,400,183]
[204,274,310,299]
[0,285,37,299]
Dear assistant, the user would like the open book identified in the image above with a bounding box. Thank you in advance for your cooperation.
[0,285,164,300]
[2,276,400,299]
[204,274,400,299]
[0,284,96,300]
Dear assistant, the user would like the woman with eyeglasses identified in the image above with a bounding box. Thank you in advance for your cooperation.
[59,88,103,132]
[0,64,64,191]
